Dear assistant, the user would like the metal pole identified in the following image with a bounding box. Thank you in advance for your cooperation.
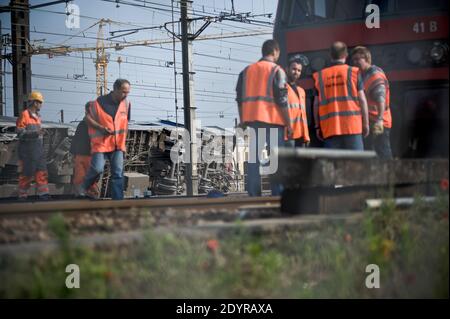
[0,20,3,116]
[60,109,64,123]
[171,0,180,193]
[11,0,31,116]
[180,0,198,196]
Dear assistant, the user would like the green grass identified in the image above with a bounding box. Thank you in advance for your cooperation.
[0,190,448,298]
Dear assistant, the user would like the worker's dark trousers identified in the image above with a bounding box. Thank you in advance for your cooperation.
[81,150,124,200]
[246,122,285,197]
[364,128,393,159]
[323,134,364,150]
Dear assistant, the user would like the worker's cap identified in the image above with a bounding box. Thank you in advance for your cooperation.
[28,91,44,103]
[288,54,309,67]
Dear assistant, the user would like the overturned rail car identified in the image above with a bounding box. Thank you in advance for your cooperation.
[0,117,245,199]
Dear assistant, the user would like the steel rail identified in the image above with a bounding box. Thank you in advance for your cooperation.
[0,196,280,215]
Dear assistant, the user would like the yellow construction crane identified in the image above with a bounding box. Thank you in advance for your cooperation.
[95,19,109,96]
[29,18,112,97]
[29,25,270,97]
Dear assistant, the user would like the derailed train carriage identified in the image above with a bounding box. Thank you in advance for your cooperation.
[0,116,244,199]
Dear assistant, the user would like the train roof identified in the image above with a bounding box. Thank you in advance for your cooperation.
[0,116,76,129]
[1,116,234,137]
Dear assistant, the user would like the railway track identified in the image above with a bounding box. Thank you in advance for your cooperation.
[0,195,282,244]
[0,195,280,216]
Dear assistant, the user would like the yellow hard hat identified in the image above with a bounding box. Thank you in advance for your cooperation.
[28,91,44,103]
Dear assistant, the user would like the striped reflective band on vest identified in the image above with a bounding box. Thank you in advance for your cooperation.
[319,110,361,121]
[288,103,307,123]
[364,66,389,90]
[288,102,305,110]
[88,99,129,153]
[290,116,307,124]
[89,129,128,139]
[87,102,128,138]
[317,66,358,106]
[241,65,279,103]
[363,66,392,128]
[363,67,390,106]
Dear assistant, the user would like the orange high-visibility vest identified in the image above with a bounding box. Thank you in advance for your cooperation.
[240,60,286,126]
[87,99,129,153]
[362,66,392,128]
[16,109,42,137]
[313,64,362,139]
[16,110,48,184]
[285,84,310,142]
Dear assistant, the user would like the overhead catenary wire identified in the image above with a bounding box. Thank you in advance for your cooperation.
[3,25,256,65]
[4,86,236,105]
[28,48,244,74]
[30,54,240,85]
[30,72,236,100]
[2,0,275,124]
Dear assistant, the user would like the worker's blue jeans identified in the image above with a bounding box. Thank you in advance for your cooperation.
[82,150,124,200]
[323,134,364,150]
[246,122,285,197]
[364,128,393,159]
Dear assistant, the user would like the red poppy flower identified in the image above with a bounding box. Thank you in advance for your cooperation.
[344,234,352,243]
[440,179,449,191]
[206,239,219,252]
[104,270,113,280]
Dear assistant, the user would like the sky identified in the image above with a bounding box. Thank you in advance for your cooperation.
[0,0,279,129]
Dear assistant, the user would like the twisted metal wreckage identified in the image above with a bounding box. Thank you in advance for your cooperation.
[0,117,245,199]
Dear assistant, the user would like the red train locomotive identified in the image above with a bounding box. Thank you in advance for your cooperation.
[274,0,449,158]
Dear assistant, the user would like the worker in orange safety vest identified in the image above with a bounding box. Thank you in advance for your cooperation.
[236,39,293,197]
[77,79,131,200]
[16,91,50,201]
[285,55,310,147]
[351,46,393,159]
[312,41,369,150]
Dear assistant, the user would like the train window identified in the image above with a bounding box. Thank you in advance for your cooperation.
[289,0,365,25]
[397,0,448,12]
[280,0,294,25]
[366,0,392,14]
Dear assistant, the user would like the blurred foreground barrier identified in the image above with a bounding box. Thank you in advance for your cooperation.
[273,148,449,214]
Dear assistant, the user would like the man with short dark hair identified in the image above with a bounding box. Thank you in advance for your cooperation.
[78,79,131,200]
[262,39,280,57]
[330,41,349,61]
[351,46,393,159]
[285,57,310,147]
[313,41,369,150]
[236,39,292,197]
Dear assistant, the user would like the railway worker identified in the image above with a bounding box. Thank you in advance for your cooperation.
[78,79,131,200]
[351,46,393,159]
[312,41,369,150]
[235,39,293,197]
[15,91,50,201]
[285,55,310,147]
[70,103,100,199]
